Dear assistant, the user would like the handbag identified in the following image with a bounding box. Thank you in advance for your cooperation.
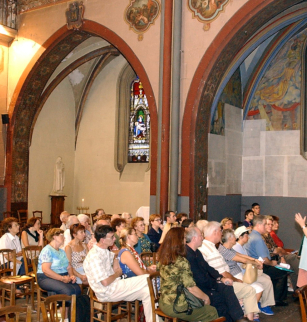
[242,263,258,284]
[173,284,204,315]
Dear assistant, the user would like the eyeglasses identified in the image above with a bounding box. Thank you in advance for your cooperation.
[154,219,162,222]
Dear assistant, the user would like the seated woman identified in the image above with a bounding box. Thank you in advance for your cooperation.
[263,215,299,290]
[118,227,156,278]
[37,228,81,297]
[221,217,233,230]
[77,214,92,245]
[131,217,151,254]
[223,226,275,315]
[21,217,44,248]
[111,218,127,249]
[147,214,163,250]
[176,212,188,226]
[65,224,88,285]
[158,227,219,322]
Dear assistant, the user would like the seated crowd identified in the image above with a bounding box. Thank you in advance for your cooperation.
[0,204,303,322]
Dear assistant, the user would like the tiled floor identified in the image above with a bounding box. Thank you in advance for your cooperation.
[8,291,303,322]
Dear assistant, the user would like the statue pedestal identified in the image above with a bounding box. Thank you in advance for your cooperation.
[50,195,66,227]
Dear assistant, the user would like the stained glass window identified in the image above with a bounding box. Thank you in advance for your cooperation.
[128,77,150,162]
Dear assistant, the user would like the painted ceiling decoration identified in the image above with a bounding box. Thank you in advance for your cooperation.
[124,0,160,41]
[188,0,230,31]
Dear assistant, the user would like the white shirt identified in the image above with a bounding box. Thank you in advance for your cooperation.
[83,244,119,302]
[198,239,230,274]
[61,229,71,249]
[0,233,22,272]
[60,223,67,231]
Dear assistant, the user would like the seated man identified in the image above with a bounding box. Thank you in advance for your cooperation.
[245,215,288,306]
[199,221,259,322]
[83,225,153,322]
[186,227,250,322]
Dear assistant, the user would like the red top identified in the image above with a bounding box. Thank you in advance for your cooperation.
[270,230,284,248]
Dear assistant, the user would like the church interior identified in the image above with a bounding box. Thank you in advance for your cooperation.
[0,0,307,249]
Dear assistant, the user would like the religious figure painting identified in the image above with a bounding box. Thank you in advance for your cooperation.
[248,28,307,131]
[125,0,160,34]
[188,0,230,30]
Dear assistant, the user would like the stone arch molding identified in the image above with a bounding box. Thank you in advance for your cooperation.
[8,21,158,207]
[181,0,303,217]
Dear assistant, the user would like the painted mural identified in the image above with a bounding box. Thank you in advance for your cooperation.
[248,29,307,131]
[188,0,230,30]
[210,68,242,135]
[125,0,160,37]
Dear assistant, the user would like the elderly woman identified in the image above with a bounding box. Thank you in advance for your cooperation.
[65,224,88,285]
[63,215,80,248]
[77,214,92,245]
[111,218,127,249]
[158,227,219,321]
[131,217,151,254]
[147,214,163,250]
[37,228,81,297]
[117,227,156,278]
[221,217,233,230]
[21,217,44,248]
[233,226,275,315]
[263,215,299,290]
[0,217,25,277]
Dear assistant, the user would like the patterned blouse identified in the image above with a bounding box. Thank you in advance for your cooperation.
[159,256,196,307]
[67,243,87,270]
[134,234,151,254]
[262,233,277,253]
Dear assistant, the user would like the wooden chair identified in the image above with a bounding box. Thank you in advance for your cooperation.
[140,252,157,266]
[0,249,34,309]
[89,287,131,322]
[0,305,32,322]
[17,210,28,225]
[296,284,307,322]
[32,257,50,322]
[41,294,76,322]
[22,246,42,277]
[0,281,16,306]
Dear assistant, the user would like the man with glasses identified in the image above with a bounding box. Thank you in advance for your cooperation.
[84,225,154,322]
[147,214,163,250]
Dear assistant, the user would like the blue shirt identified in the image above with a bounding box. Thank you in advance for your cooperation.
[117,248,137,278]
[245,230,270,260]
[134,234,151,254]
[37,244,69,274]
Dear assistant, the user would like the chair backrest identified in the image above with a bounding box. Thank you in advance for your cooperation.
[17,210,28,224]
[33,211,43,220]
[147,271,160,322]
[296,285,307,322]
[0,304,32,322]
[40,294,76,322]
[0,249,16,277]
[31,257,39,283]
[22,246,42,275]
[0,280,16,306]
[140,251,157,266]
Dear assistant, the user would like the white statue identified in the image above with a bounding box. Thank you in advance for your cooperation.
[52,157,65,194]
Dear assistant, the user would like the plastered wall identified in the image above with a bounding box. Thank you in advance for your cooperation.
[28,78,75,222]
[73,55,150,215]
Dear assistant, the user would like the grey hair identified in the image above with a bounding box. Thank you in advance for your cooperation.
[253,215,265,226]
[203,221,221,238]
[196,220,208,233]
[66,215,79,228]
[77,214,89,224]
[60,211,69,221]
[186,227,199,243]
[221,229,235,244]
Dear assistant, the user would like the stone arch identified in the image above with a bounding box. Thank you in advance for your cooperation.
[6,21,158,210]
[181,0,302,217]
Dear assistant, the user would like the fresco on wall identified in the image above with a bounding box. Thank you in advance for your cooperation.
[248,29,307,131]
[125,0,160,40]
[188,0,230,31]
[210,68,242,135]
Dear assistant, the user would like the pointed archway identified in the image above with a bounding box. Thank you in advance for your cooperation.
[6,21,157,211]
